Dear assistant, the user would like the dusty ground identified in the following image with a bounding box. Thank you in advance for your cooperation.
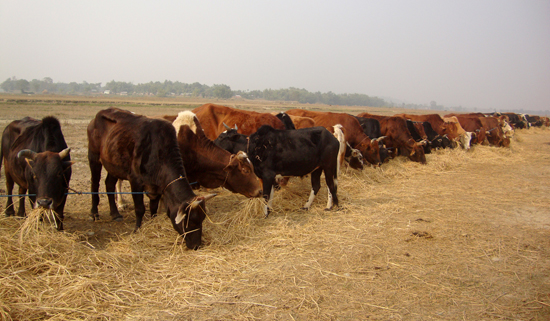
[0,95,549,320]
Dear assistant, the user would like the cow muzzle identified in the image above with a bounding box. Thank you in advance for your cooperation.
[37,198,53,209]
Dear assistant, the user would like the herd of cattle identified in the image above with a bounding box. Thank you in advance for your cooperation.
[1,103,548,249]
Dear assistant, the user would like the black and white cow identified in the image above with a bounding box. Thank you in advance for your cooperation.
[215,125,340,216]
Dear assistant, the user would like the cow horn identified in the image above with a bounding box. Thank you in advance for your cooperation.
[234,124,238,130]
[346,142,353,149]
[236,151,248,161]
[223,122,231,130]
[17,149,37,160]
[190,193,218,208]
[59,148,71,159]
[175,210,186,225]
[375,136,386,142]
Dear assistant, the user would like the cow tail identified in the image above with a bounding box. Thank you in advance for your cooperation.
[332,124,345,177]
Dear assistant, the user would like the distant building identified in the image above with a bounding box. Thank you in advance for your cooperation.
[104,90,111,94]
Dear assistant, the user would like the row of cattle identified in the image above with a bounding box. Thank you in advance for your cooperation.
[1,104,547,250]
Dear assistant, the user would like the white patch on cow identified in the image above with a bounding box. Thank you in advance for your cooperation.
[303,189,316,210]
[332,124,345,177]
[172,111,198,136]
[175,210,186,225]
[460,132,472,150]
[264,185,275,217]
[326,189,333,209]
[502,122,514,137]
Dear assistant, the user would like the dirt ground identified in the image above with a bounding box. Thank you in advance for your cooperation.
[0,96,549,320]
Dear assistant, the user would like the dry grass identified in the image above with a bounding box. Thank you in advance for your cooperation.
[1,98,549,320]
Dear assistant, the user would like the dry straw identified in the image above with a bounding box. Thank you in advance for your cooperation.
[1,129,549,320]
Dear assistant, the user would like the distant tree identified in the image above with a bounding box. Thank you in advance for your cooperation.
[1,78,15,92]
[16,79,30,92]
[212,84,232,99]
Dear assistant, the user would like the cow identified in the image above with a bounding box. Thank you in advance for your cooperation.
[87,108,216,250]
[444,114,486,145]
[215,125,340,216]
[0,116,72,230]
[406,120,432,154]
[357,113,427,164]
[169,111,262,197]
[274,112,296,130]
[442,116,473,150]
[478,116,507,147]
[191,104,285,140]
[285,109,382,166]
[353,116,394,163]
[287,114,316,129]
[418,121,452,149]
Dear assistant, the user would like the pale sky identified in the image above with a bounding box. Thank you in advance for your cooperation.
[1,0,549,111]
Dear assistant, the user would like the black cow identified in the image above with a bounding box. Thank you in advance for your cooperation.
[87,108,216,250]
[422,121,454,149]
[215,125,340,216]
[406,120,432,154]
[354,116,393,163]
[275,112,296,130]
[0,116,72,230]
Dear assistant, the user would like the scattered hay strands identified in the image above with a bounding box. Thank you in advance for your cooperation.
[1,129,549,320]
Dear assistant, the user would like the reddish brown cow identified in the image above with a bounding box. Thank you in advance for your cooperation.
[284,109,382,166]
[287,114,316,129]
[444,114,487,145]
[87,108,217,250]
[479,116,507,147]
[191,104,285,140]
[358,113,426,164]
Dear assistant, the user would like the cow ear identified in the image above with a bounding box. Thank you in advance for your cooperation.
[175,209,186,225]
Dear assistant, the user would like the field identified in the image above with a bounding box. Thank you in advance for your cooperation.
[1,95,549,320]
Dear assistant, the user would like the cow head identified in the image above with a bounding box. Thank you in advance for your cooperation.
[409,140,427,164]
[459,132,473,150]
[223,151,262,198]
[174,193,217,250]
[18,148,73,229]
[345,142,364,170]
[356,136,381,166]
[214,129,248,154]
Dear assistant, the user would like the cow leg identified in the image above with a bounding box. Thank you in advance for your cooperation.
[89,157,102,220]
[17,186,27,217]
[303,168,322,210]
[4,174,15,216]
[129,180,146,232]
[262,176,275,218]
[149,196,161,217]
[324,170,339,210]
[115,179,127,210]
[105,173,123,221]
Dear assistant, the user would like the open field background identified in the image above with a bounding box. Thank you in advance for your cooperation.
[0,95,549,320]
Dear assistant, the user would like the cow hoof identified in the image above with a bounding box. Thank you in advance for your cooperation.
[112,215,123,222]
[89,214,99,221]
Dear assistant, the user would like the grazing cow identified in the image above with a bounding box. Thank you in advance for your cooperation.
[406,120,432,154]
[353,116,393,163]
[333,124,363,173]
[357,113,427,164]
[285,109,382,166]
[87,108,216,250]
[215,125,340,216]
[444,114,487,145]
[170,111,262,197]
[478,116,507,147]
[191,103,285,140]
[0,116,72,230]
[421,121,454,149]
[442,116,473,150]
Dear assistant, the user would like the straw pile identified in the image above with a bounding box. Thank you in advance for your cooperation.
[1,128,549,320]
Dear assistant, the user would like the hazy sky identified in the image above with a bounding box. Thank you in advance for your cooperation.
[1,0,549,111]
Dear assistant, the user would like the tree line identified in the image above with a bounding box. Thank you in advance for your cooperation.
[2,77,548,115]
[1,77,389,107]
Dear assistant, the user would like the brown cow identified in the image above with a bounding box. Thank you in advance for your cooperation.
[1,116,72,230]
[479,116,507,147]
[358,113,426,164]
[284,109,382,166]
[444,114,487,145]
[87,108,216,250]
[287,114,316,129]
[191,104,285,140]
[169,111,262,197]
